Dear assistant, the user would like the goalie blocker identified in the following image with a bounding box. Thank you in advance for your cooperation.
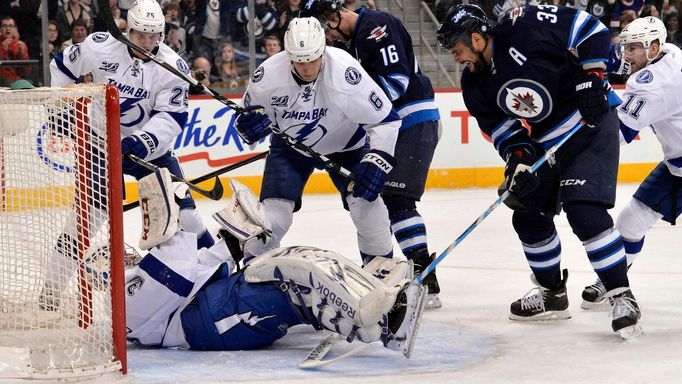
[125,172,426,358]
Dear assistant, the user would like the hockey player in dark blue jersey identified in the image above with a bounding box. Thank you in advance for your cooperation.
[437,4,641,338]
[301,0,443,309]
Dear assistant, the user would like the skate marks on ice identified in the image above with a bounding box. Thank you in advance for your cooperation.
[126,321,496,383]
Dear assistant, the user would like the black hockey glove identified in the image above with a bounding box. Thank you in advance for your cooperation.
[235,105,272,145]
[504,147,540,198]
[352,150,396,202]
[575,70,609,128]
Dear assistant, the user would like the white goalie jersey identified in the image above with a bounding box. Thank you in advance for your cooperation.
[243,47,401,156]
[49,32,189,161]
[619,44,682,176]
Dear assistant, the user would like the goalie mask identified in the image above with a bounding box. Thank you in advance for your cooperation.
[127,0,166,47]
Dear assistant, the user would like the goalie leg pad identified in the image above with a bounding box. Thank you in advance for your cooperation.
[244,246,409,343]
[137,168,180,250]
[241,198,294,258]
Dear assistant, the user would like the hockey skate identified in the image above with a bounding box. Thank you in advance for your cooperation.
[605,287,642,340]
[383,279,428,358]
[580,278,610,310]
[509,269,571,321]
[414,252,442,310]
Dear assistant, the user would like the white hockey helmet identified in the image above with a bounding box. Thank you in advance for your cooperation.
[127,0,165,44]
[284,17,326,63]
[619,16,667,50]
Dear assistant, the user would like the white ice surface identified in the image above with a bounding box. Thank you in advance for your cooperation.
[72,184,682,383]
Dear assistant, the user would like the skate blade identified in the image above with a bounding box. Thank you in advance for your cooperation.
[617,324,643,340]
[425,293,442,310]
[509,310,572,322]
[580,298,610,311]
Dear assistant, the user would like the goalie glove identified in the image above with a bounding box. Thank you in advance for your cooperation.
[212,179,270,243]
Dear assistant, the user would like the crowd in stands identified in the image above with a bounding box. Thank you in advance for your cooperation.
[1,0,680,87]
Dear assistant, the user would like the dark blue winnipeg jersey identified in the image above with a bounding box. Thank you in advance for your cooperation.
[461,5,612,158]
[349,8,440,129]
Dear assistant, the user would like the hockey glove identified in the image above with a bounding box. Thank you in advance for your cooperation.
[235,105,272,145]
[122,131,159,171]
[352,150,396,202]
[575,70,609,128]
[504,147,540,198]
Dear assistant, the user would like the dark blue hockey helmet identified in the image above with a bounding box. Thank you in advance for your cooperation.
[300,0,342,20]
[436,4,491,50]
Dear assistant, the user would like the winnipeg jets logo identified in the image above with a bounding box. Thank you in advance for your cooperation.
[367,25,388,42]
[497,79,552,122]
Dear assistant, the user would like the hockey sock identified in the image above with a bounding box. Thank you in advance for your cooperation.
[390,210,429,261]
[584,228,629,291]
[623,237,644,267]
[522,230,562,289]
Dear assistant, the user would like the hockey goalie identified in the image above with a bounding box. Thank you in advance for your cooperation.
[124,169,427,359]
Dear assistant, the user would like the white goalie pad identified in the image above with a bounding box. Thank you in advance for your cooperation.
[137,168,180,250]
[212,179,269,242]
[244,246,409,342]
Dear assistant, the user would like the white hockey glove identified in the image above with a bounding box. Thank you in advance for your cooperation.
[212,179,270,242]
[137,168,180,250]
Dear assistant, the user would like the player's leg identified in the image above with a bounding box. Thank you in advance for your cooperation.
[243,137,314,259]
[151,152,215,249]
[561,109,640,336]
[509,210,570,321]
[242,246,426,356]
[326,147,393,264]
[382,121,441,308]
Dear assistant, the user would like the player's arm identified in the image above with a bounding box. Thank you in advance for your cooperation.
[461,74,532,160]
[362,23,412,102]
[135,67,190,161]
[617,84,661,144]
[49,34,98,87]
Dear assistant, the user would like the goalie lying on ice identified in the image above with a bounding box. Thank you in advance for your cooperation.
[125,171,426,356]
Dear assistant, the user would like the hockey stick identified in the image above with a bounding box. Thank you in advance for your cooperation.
[123,151,269,212]
[299,334,369,369]
[126,154,224,200]
[416,123,585,284]
[97,0,354,182]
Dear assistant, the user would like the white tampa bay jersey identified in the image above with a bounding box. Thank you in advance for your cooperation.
[619,44,682,176]
[50,32,189,161]
[243,47,401,156]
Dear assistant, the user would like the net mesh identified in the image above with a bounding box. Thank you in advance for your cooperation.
[0,85,122,378]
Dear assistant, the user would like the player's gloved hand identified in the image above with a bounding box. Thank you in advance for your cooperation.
[504,147,540,198]
[235,105,272,145]
[575,69,609,127]
[121,131,158,170]
[352,150,396,202]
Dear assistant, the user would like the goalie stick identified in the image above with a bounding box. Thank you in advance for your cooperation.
[123,151,269,212]
[126,154,224,200]
[299,334,369,369]
[416,122,585,285]
[97,0,354,182]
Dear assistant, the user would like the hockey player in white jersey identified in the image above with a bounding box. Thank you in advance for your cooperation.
[233,17,401,263]
[581,17,682,317]
[125,171,426,358]
[43,0,214,309]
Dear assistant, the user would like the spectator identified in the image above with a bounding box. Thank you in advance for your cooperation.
[55,0,94,41]
[190,56,212,93]
[263,34,281,58]
[93,0,126,33]
[0,0,42,60]
[640,3,661,16]
[0,15,30,86]
[47,20,63,59]
[277,0,301,37]
[61,19,89,51]
[212,41,248,90]
[610,0,643,29]
[194,0,237,65]
[619,9,637,31]
[665,11,682,47]
[164,2,187,55]
[586,0,616,29]
[232,0,278,57]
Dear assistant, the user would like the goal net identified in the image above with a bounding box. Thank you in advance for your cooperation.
[0,84,126,379]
